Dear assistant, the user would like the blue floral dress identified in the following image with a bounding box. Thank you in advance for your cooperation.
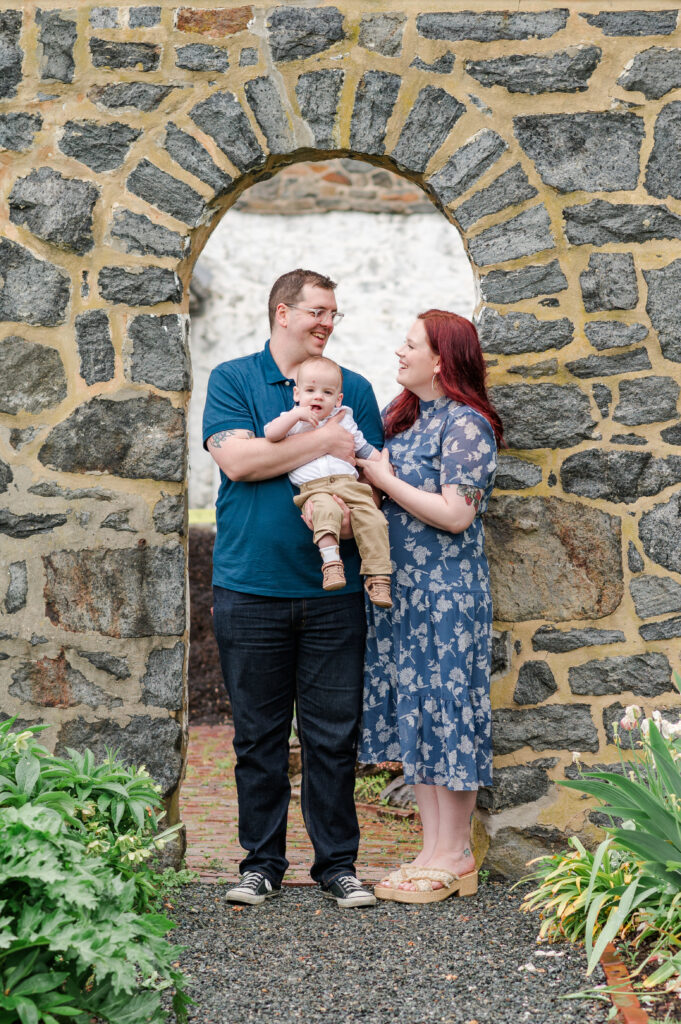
[359,397,497,791]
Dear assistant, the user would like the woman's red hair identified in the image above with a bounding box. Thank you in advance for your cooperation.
[383,310,505,446]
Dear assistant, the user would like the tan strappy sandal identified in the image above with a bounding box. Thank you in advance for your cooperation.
[375,866,478,904]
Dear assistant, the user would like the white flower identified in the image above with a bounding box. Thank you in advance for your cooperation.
[571,751,582,764]
[619,705,642,731]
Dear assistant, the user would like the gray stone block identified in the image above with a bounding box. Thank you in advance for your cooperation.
[585,321,648,350]
[486,495,622,621]
[468,205,555,266]
[466,46,601,94]
[78,650,130,678]
[509,360,558,379]
[392,86,466,173]
[164,123,232,194]
[0,12,22,99]
[8,428,37,451]
[592,384,612,417]
[639,493,681,573]
[56,715,182,797]
[515,113,643,193]
[455,164,538,231]
[628,542,645,573]
[532,625,625,653]
[614,376,679,425]
[631,575,681,618]
[129,6,161,27]
[644,259,681,362]
[37,10,76,83]
[75,310,114,385]
[128,314,190,391]
[89,38,159,70]
[28,481,115,501]
[570,653,672,697]
[267,6,344,62]
[611,433,646,445]
[580,253,638,312]
[428,129,506,205]
[38,395,185,481]
[91,82,174,112]
[513,662,557,704]
[127,159,206,226]
[0,510,68,538]
[0,113,42,152]
[645,102,681,200]
[244,76,295,154]
[477,760,555,811]
[0,240,70,326]
[491,630,511,677]
[111,209,186,259]
[359,13,405,56]
[153,493,184,535]
[477,308,572,355]
[492,705,599,755]
[9,167,99,255]
[349,71,401,156]
[566,349,651,378]
[480,261,566,304]
[416,10,569,42]
[10,651,122,709]
[44,544,185,638]
[190,91,264,172]
[561,449,681,503]
[639,617,681,641]
[296,69,343,148]
[411,52,455,74]
[90,7,118,28]
[490,384,596,449]
[0,460,12,494]
[565,199,681,246]
[98,265,182,306]
[619,46,681,99]
[100,510,135,532]
[5,561,27,613]
[239,48,258,67]
[662,424,681,444]
[141,642,184,709]
[175,43,228,72]
[0,335,67,414]
[494,455,542,490]
[59,119,141,172]
[581,10,678,35]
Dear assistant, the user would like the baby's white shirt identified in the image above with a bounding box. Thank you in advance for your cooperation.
[285,406,376,486]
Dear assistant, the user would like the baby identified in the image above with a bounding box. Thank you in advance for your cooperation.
[265,356,392,608]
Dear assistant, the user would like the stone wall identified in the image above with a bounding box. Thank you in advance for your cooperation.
[1,1,681,874]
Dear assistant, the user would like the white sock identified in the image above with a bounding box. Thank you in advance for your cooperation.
[320,545,340,563]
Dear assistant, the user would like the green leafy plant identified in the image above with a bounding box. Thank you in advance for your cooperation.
[354,770,392,803]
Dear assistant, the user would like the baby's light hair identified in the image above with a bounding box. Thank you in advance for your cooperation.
[297,356,343,390]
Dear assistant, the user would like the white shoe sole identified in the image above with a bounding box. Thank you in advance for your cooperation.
[226,886,282,906]
[321,890,377,908]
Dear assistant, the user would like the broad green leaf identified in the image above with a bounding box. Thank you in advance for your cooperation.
[13,971,68,996]
[15,756,40,797]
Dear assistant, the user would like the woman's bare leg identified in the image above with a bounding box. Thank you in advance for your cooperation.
[399,786,477,889]
[380,781,438,884]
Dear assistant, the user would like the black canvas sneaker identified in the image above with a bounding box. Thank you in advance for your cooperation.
[225,871,282,906]
[321,874,377,908]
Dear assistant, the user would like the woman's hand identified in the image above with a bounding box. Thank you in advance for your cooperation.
[301,495,353,539]
[356,448,395,493]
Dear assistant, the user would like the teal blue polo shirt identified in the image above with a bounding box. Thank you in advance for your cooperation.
[202,341,383,597]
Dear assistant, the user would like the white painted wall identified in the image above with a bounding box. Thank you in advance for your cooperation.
[188,210,475,509]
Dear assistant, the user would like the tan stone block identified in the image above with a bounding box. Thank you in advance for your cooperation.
[176,7,252,39]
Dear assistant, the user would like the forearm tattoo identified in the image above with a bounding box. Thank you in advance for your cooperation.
[208,429,254,448]
[457,484,483,511]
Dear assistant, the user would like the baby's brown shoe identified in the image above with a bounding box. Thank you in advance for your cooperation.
[364,575,392,608]
[322,560,346,591]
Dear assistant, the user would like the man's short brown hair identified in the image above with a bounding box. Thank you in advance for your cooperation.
[268,269,337,329]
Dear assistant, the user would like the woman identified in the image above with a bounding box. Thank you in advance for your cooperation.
[357,310,503,903]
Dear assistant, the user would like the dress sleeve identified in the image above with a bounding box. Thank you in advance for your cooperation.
[440,409,497,493]
[202,363,255,449]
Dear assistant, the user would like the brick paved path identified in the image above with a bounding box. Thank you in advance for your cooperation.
[182,724,423,884]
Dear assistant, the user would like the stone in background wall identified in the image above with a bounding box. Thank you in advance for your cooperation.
[0,0,680,875]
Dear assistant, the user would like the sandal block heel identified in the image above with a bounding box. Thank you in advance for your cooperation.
[456,870,478,897]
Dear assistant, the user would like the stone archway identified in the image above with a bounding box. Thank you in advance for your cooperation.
[2,3,681,872]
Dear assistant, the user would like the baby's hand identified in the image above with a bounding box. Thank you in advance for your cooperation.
[296,407,319,427]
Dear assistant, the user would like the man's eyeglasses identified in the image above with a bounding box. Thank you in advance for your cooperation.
[284,304,344,326]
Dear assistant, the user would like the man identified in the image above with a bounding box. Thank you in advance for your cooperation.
[203,269,382,908]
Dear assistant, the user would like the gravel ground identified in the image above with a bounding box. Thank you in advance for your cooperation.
[168,881,611,1024]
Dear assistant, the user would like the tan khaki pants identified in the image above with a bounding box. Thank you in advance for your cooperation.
[293,474,392,577]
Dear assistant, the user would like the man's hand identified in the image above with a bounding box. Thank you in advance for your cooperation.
[301,495,353,539]
[319,410,355,464]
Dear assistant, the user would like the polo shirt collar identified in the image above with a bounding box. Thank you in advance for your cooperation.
[262,339,293,384]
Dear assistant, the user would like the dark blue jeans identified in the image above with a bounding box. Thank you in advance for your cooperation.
[212,586,366,886]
